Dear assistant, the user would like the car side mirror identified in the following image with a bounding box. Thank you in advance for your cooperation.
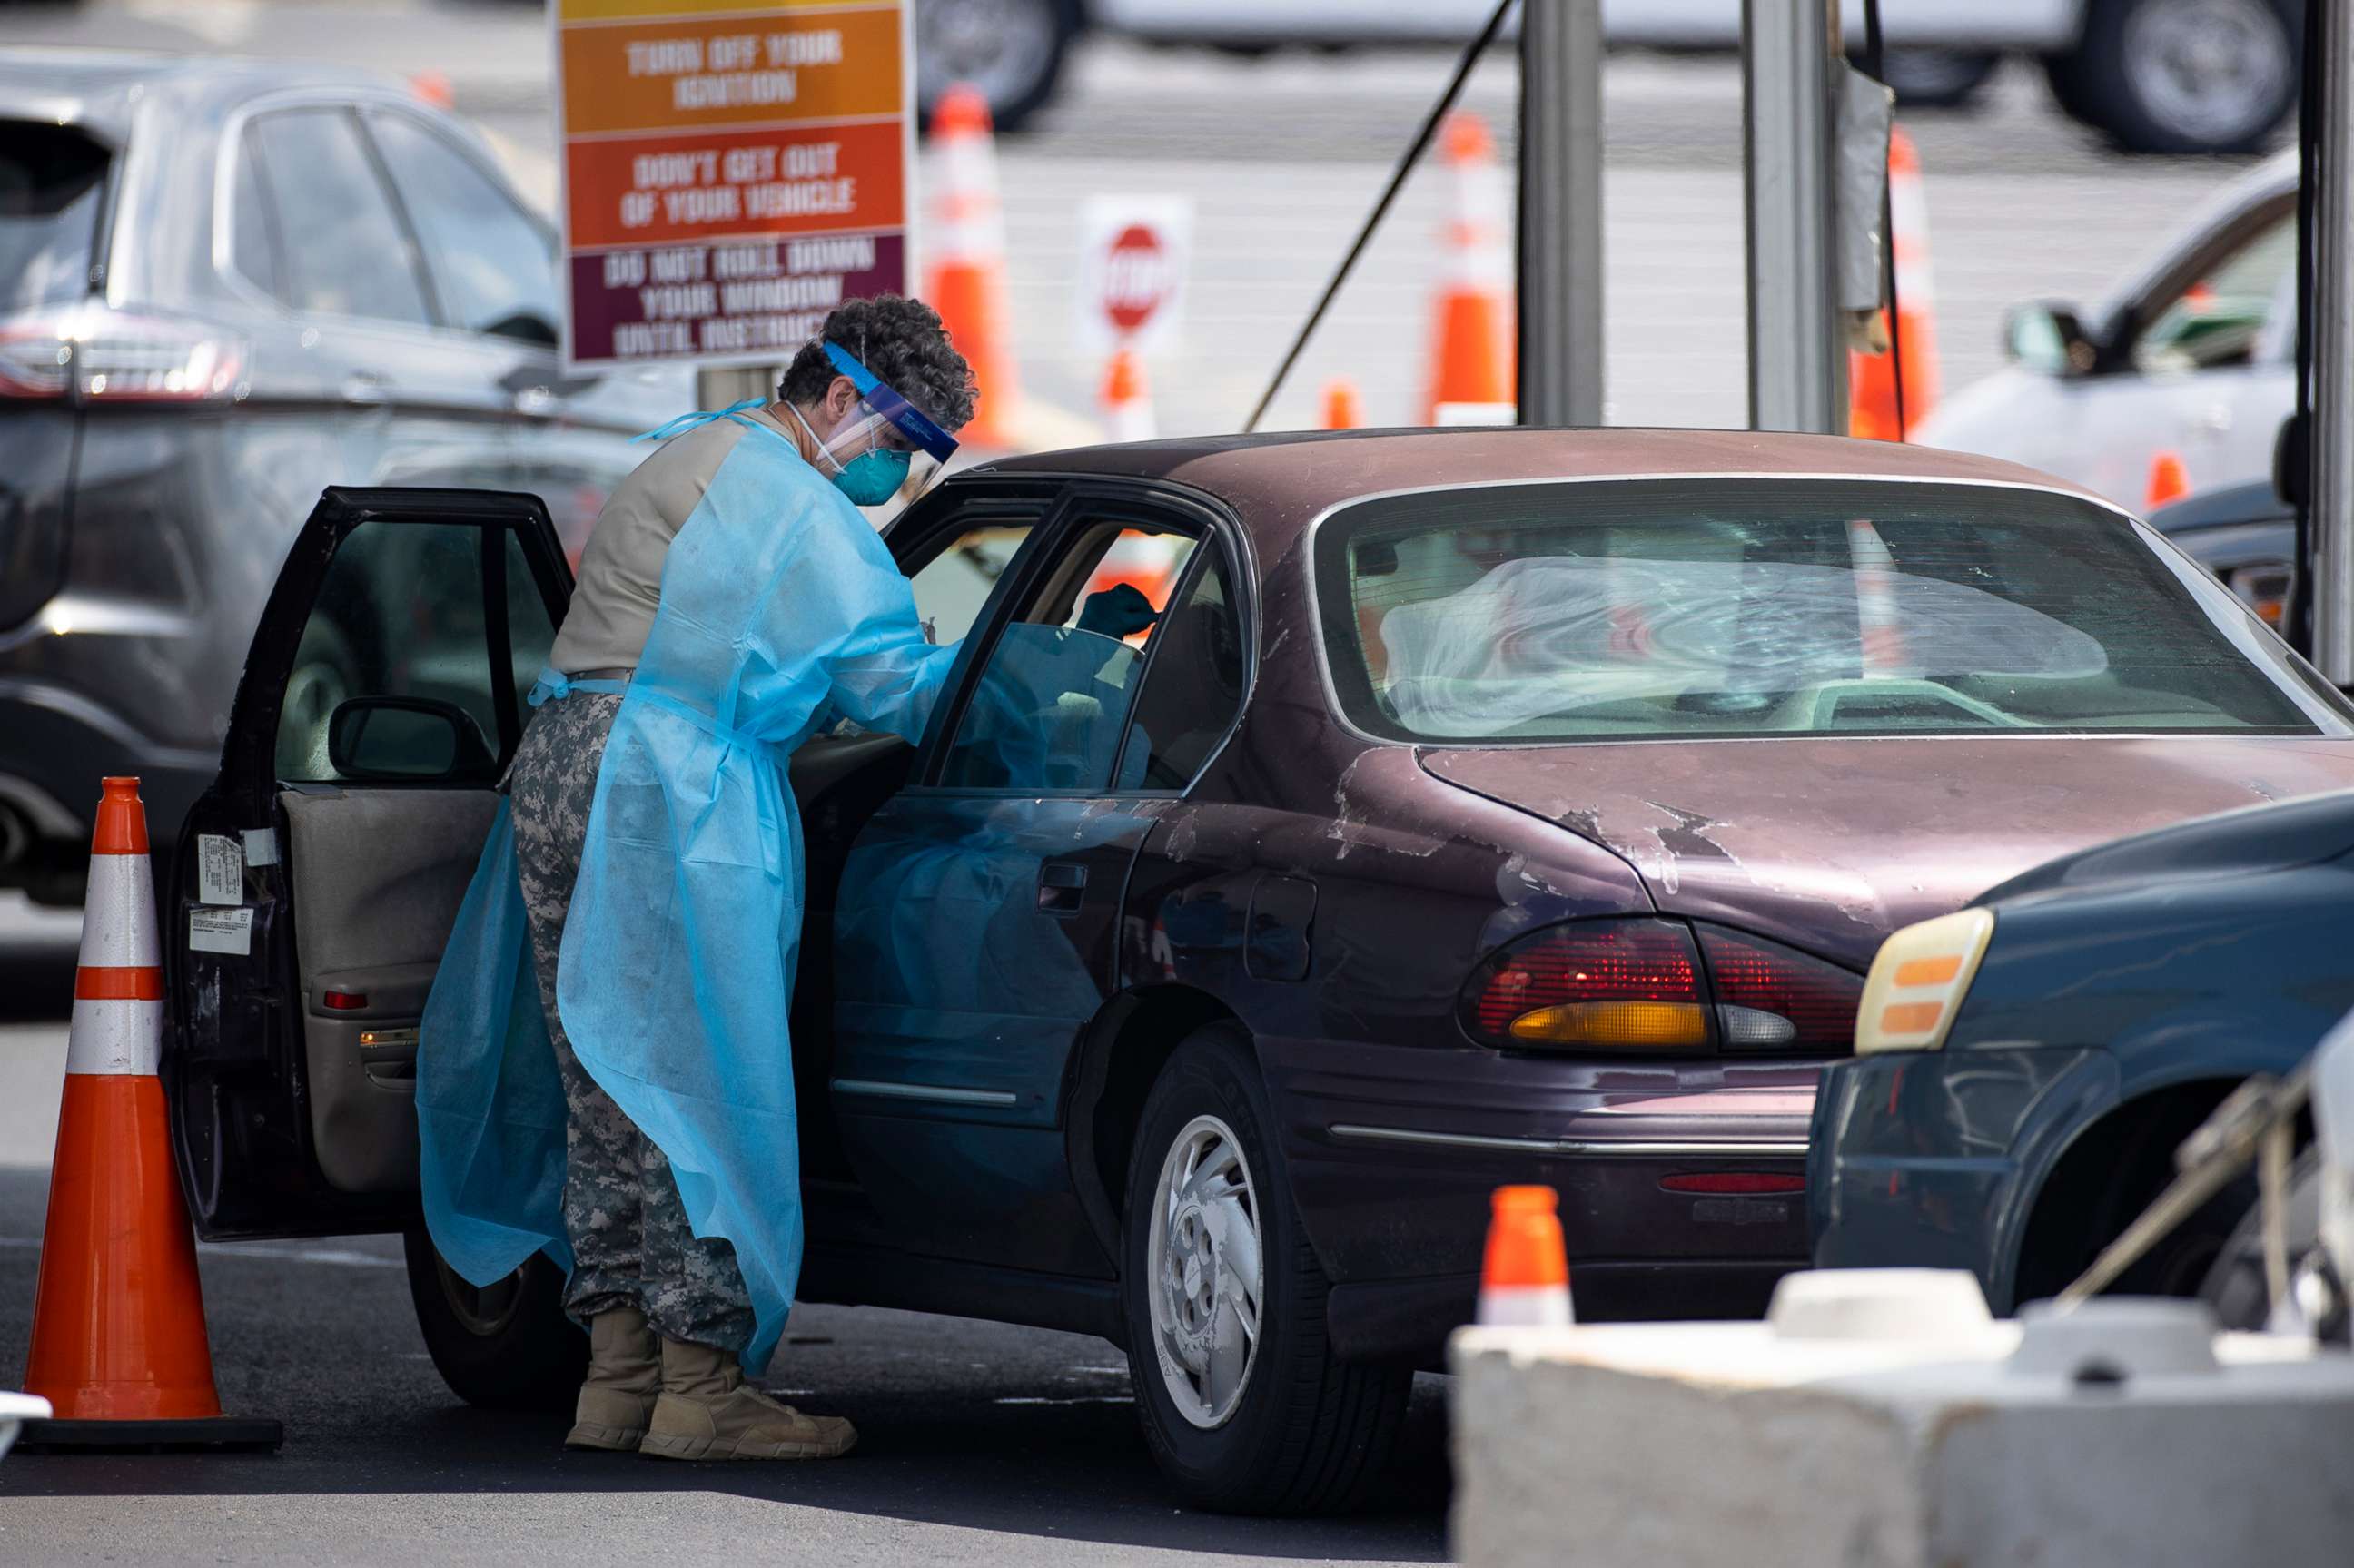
[2004,302,2097,378]
[2273,411,2309,508]
[327,697,497,783]
[483,311,560,349]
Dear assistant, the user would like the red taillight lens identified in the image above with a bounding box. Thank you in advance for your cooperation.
[1695,925,1863,1050]
[0,307,245,403]
[1465,919,1709,1050]
[1462,919,1863,1054]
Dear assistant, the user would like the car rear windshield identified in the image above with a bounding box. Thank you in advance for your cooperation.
[1314,478,2353,743]
[0,122,110,311]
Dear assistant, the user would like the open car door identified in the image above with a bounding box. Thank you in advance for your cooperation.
[165,488,569,1240]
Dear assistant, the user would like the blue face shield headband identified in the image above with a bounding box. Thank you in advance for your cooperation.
[791,340,960,508]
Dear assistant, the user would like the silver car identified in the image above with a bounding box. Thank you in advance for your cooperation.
[1918,149,2296,510]
[0,51,687,903]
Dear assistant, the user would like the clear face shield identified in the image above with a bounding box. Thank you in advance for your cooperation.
[791,340,960,508]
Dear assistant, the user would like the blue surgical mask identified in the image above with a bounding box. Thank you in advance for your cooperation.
[832,447,910,507]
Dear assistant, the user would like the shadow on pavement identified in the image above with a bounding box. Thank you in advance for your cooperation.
[0,1168,1449,1563]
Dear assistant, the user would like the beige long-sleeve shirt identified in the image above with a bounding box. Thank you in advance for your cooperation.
[546,404,802,675]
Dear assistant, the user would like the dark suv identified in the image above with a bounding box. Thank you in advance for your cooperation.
[0,50,684,901]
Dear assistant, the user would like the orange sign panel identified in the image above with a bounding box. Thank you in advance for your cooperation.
[552,1,912,370]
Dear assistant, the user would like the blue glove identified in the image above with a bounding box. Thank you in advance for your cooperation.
[1076,583,1161,638]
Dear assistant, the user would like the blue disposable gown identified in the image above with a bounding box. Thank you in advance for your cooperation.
[418,413,957,1373]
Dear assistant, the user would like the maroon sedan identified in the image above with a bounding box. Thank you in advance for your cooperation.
[170,429,2354,1514]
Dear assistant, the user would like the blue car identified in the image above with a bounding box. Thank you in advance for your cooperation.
[1810,788,2354,1308]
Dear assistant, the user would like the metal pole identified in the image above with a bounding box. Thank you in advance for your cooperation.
[1518,0,1606,426]
[2313,1,2354,685]
[1742,0,1844,433]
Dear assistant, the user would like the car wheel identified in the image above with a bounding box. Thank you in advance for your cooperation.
[2198,1148,2347,1336]
[1120,1026,1411,1515]
[1874,48,2001,109]
[2107,1168,2260,1298]
[2050,0,2300,155]
[916,0,1077,133]
[401,1228,586,1413]
[275,618,358,780]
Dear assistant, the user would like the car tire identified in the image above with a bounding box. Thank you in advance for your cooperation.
[2108,1169,2260,1298]
[402,1228,587,1413]
[2049,0,2300,155]
[916,0,1078,134]
[1119,1026,1410,1515]
[1874,48,2001,110]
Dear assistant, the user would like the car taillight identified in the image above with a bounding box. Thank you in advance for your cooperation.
[1693,925,1863,1050]
[0,306,245,403]
[1462,918,1863,1054]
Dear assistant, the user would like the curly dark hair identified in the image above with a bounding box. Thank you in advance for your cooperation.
[776,294,978,433]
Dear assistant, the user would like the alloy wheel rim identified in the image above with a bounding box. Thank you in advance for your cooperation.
[1146,1113,1264,1430]
[436,1254,525,1337]
[2123,0,2291,143]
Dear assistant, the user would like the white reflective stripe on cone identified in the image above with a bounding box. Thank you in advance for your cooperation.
[1475,1287,1575,1328]
[78,853,160,970]
[65,998,164,1076]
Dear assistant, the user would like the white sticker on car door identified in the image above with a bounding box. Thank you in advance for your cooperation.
[189,907,254,955]
[196,833,244,904]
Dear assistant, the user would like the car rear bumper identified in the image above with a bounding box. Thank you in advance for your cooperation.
[1259,1035,1819,1359]
[0,682,214,894]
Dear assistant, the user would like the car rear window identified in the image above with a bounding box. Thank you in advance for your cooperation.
[1314,478,2354,743]
[0,122,109,311]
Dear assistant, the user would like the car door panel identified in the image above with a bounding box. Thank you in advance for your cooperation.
[167,487,569,1239]
[280,785,500,1192]
[827,496,1232,1277]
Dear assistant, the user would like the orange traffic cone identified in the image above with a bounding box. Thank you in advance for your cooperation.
[2146,449,2191,509]
[1475,1185,1573,1328]
[1321,378,1362,430]
[17,779,279,1452]
[1424,112,1515,425]
[925,84,1022,449]
[1101,348,1153,443]
[1849,126,1942,441]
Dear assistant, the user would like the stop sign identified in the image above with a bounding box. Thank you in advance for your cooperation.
[1101,222,1174,337]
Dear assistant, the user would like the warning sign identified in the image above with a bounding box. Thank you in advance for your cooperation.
[552,0,914,370]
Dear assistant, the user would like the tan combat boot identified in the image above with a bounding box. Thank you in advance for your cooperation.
[564,1305,662,1452]
[639,1336,858,1461]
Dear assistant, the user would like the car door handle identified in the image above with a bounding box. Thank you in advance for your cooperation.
[342,370,391,406]
[1038,860,1087,916]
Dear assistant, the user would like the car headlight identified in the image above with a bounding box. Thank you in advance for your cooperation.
[1854,908,1995,1055]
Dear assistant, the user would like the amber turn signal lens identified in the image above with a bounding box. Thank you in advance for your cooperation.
[1855,908,1996,1056]
[1507,1000,1712,1050]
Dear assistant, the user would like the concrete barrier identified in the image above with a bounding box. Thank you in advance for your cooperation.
[1450,1270,2354,1568]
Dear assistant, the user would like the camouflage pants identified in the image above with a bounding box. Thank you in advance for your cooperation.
[507,689,756,1355]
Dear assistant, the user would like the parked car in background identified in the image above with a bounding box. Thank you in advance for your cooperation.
[1920,151,2296,508]
[1810,789,2354,1309]
[0,50,686,903]
[164,429,2354,1513]
[1085,0,2301,154]
[2149,474,2298,646]
[916,0,1086,131]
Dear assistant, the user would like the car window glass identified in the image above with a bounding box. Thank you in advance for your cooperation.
[0,120,109,311]
[905,518,1033,646]
[940,522,1199,792]
[252,109,433,327]
[276,520,551,782]
[2132,212,2293,373]
[366,113,559,344]
[1320,478,2350,744]
[1120,547,1245,789]
[230,128,280,300]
